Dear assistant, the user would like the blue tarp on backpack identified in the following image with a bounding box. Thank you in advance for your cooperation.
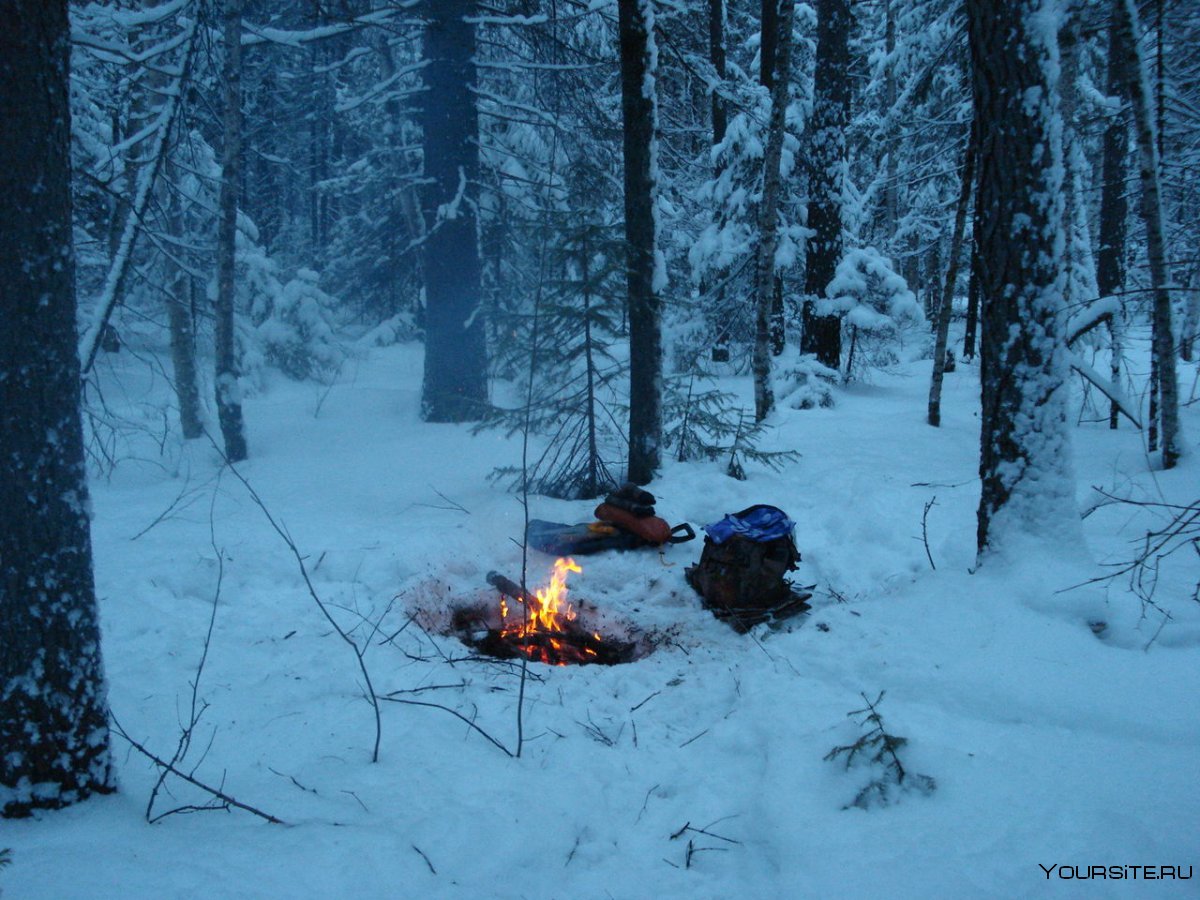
[703,505,795,544]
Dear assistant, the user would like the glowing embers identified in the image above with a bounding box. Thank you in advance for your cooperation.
[452,558,643,666]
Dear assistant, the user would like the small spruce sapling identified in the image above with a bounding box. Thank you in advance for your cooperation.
[476,168,626,500]
[824,691,936,809]
[663,375,799,479]
[773,351,838,409]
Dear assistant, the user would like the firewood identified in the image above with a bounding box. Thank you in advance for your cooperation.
[485,571,535,605]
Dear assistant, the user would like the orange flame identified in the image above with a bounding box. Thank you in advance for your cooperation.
[496,556,595,662]
[502,557,580,634]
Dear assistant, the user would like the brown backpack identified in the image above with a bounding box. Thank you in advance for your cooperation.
[685,505,808,632]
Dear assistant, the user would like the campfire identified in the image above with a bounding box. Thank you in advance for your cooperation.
[451,558,641,666]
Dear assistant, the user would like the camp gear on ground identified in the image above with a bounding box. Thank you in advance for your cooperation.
[594,503,673,544]
[527,519,648,556]
[526,483,695,556]
[686,505,811,632]
[704,505,796,544]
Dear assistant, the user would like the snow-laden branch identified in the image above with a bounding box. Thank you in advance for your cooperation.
[72,24,192,67]
[78,16,201,376]
[1067,353,1142,430]
[335,60,426,114]
[240,7,416,48]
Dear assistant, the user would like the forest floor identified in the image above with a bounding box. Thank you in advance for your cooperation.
[4,338,1200,898]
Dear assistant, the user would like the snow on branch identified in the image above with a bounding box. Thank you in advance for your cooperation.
[78,16,201,377]
[821,247,922,331]
[240,7,417,48]
[1067,353,1142,430]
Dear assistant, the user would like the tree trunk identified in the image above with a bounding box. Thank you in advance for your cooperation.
[1181,268,1199,362]
[963,227,980,360]
[0,0,115,818]
[882,0,898,244]
[759,0,787,356]
[709,0,727,148]
[215,0,248,462]
[927,121,977,427]
[707,0,729,362]
[1097,0,1129,428]
[165,168,203,439]
[969,0,1078,557]
[753,0,797,422]
[801,0,850,370]
[1058,7,1082,313]
[1115,0,1182,468]
[420,0,488,422]
[619,0,663,485]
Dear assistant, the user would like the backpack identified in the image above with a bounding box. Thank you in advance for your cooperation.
[685,505,809,632]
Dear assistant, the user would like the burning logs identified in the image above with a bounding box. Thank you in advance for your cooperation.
[485,571,534,605]
[455,562,640,666]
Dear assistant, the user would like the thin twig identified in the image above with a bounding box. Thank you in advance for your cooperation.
[376,696,513,757]
[111,716,285,825]
[204,430,382,762]
[411,844,437,875]
[921,496,937,571]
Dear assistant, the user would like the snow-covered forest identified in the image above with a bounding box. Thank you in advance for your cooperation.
[2,0,1198,895]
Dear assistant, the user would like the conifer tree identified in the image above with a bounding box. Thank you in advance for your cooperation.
[1,0,115,818]
[618,0,663,485]
[969,0,1079,554]
[420,0,489,422]
[802,0,851,370]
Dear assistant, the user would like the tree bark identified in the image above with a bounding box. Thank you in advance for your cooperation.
[969,0,1079,556]
[619,0,663,485]
[1181,268,1199,362]
[707,0,730,362]
[1097,0,1129,428]
[165,171,203,439]
[420,0,488,422]
[759,0,787,355]
[963,225,980,360]
[801,0,850,370]
[215,0,248,461]
[882,0,898,243]
[0,0,115,817]
[753,0,797,421]
[1115,0,1182,468]
[709,0,727,148]
[927,121,976,427]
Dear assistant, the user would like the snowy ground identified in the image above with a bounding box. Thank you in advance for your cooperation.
[4,340,1199,898]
